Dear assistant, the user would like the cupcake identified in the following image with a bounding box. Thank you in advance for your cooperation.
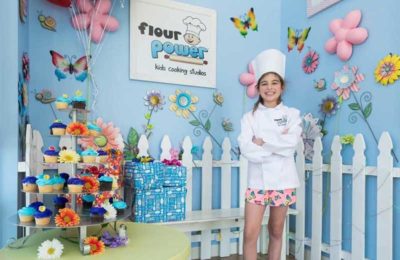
[112,201,127,215]
[34,206,52,226]
[53,175,66,191]
[29,201,44,211]
[82,194,95,210]
[60,173,69,188]
[49,120,67,136]
[68,178,84,193]
[43,146,59,163]
[98,175,113,191]
[81,148,99,163]
[87,122,101,137]
[71,90,86,109]
[22,176,38,192]
[53,196,69,213]
[55,94,71,110]
[97,149,108,163]
[18,207,36,222]
[90,207,106,222]
[36,174,54,193]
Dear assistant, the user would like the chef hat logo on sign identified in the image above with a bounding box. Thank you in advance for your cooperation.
[183,16,207,46]
[239,49,286,98]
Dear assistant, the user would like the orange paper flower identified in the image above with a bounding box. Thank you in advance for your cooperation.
[55,208,80,227]
[66,122,89,136]
[84,236,105,255]
[81,176,99,193]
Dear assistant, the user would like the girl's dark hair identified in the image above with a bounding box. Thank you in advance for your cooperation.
[252,72,285,113]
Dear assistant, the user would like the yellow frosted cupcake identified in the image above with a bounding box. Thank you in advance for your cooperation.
[43,146,59,163]
[34,206,52,226]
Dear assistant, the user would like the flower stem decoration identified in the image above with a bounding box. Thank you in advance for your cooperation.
[374,53,400,86]
[37,238,64,259]
[143,90,165,138]
[55,208,80,227]
[169,89,238,157]
[318,96,340,135]
[84,236,105,255]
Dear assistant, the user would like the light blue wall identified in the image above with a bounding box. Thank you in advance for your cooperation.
[281,0,400,259]
[0,0,19,248]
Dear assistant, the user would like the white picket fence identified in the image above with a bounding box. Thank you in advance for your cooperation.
[21,124,397,259]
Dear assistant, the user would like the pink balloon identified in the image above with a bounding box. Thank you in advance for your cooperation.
[324,9,368,61]
[71,0,119,44]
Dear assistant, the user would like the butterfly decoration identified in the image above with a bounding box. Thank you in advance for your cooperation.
[230,7,258,38]
[38,12,57,32]
[50,50,89,82]
[314,78,327,91]
[287,27,311,52]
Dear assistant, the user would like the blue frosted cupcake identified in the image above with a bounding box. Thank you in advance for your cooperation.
[36,174,54,193]
[29,201,44,211]
[97,149,107,163]
[90,207,106,222]
[43,146,59,163]
[82,194,95,210]
[71,90,86,109]
[55,94,71,110]
[81,148,99,163]
[34,206,52,226]
[22,176,38,192]
[99,175,113,191]
[53,196,69,212]
[112,201,127,215]
[18,207,36,222]
[68,178,84,193]
[50,119,67,136]
[88,122,102,137]
[53,175,66,191]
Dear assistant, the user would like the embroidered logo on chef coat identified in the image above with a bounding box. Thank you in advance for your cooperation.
[274,115,288,127]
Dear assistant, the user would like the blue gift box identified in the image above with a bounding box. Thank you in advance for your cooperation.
[134,188,165,223]
[163,165,187,187]
[125,161,165,190]
[164,187,186,222]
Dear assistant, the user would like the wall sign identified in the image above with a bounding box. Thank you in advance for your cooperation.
[130,0,217,88]
[307,0,342,17]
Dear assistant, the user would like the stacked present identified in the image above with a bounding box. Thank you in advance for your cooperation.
[124,157,187,223]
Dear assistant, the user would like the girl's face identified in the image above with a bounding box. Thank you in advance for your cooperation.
[258,73,283,107]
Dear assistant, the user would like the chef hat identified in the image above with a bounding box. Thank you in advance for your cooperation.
[183,16,206,37]
[251,49,286,81]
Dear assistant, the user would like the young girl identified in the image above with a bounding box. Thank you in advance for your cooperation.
[238,49,302,260]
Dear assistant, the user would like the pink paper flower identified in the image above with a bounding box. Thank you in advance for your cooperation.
[302,49,319,74]
[79,118,124,150]
[332,65,364,100]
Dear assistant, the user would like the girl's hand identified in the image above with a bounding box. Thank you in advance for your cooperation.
[252,136,265,146]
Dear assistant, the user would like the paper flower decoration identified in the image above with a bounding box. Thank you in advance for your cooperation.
[340,134,355,145]
[374,53,400,86]
[66,122,89,136]
[58,150,80,163]
[101,202,117,220]
[79,118,124,150]
[81,176,99,192]
[37,238,64,259]
[169,89,199,118]
[71,0,119,43]
[144,90,165,111]
[55,208,80,227]
[324,10,368,61]
[314,78,327,91]
[222,118,233,132]
[302,49,319,74]
[301,113,323,161]
[84,236,105,255]
[213,92,224,106]
[332,65,364,100]
[101,231,128,248]
[319,96,340,117]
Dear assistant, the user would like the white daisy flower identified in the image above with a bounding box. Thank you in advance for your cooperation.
[102,202,117,220]
[37,238,64,259]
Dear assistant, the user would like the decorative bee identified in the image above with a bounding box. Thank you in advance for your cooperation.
[221,118,233,132]
[38,12,57,32]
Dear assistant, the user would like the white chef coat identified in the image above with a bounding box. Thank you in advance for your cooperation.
[237,102,302,190]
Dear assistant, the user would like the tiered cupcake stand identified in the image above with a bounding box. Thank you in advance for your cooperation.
[9,109,133,253]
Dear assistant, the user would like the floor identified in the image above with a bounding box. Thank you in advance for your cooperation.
[211,254,295,260]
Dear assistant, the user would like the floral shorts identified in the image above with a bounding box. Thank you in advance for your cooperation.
[245,188,296,207]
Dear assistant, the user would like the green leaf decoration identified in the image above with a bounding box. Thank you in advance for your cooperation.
[124,150,134,160]
[144,113,151,120]
[127,127,139,147]
[363,103,372,118]
[205,119,211,131]
[338,95,343,104]
[147,124,154,130]
[348,103,360,110]
[189,120,201,126]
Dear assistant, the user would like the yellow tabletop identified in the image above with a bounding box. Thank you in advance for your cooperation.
[0,222,190,260]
